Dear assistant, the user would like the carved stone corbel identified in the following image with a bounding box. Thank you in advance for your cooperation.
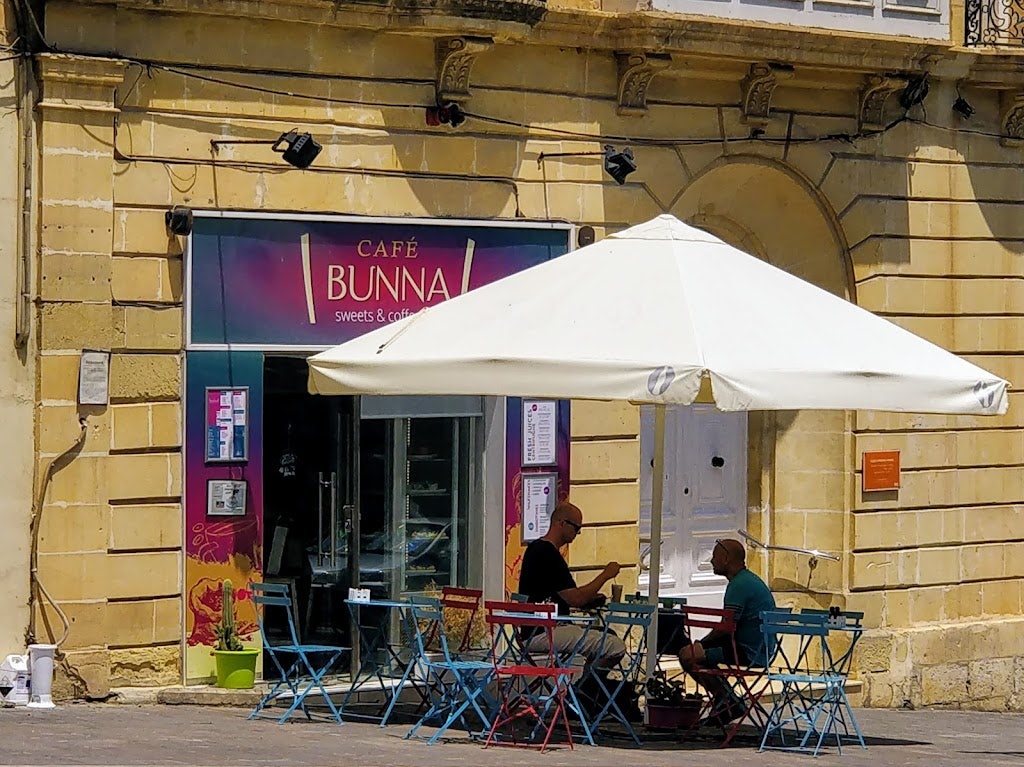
[1000,91,1024,146]
[859,75,907,130]
[740,63,794,127]
[615,52,671,117]
[435,36,493,104]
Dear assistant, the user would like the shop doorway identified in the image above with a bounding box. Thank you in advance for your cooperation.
[261,357,484,656]
[639,404,747,607]
[262,357,356,646]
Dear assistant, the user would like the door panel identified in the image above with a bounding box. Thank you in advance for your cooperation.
[682,405,747,589]
[640,404,747,598]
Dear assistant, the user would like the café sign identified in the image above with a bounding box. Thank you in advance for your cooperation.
[188,215,571,347]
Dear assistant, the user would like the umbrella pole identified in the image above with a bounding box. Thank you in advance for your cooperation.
[645,404,666,678]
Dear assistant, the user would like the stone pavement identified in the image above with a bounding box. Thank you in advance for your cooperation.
[3,703,1024,767]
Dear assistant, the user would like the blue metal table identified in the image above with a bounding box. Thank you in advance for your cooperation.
[341,598,430,726]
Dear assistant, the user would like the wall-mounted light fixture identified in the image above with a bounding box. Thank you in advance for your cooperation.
[536,144,638,186]
[425,102,466,128]
[210,130,322,169]
[602,145,636,185]
[952,95,975,119]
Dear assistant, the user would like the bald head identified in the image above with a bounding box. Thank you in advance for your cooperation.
[546,500,583,546]
[711,538,746,578]
[550,501,581,525]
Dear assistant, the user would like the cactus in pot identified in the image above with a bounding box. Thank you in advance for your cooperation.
[214,579,244,652]
[211,578,257,689]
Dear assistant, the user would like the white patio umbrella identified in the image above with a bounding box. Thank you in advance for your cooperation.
[308,214,1008,669]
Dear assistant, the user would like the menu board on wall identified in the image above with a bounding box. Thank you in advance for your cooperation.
[205,387,248,462]
[521,472,557,543]
[522,399,557,467]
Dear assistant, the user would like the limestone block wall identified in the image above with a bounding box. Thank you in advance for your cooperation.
[0,0,35,660]
[34,54,182,695]
[567,401,640,593]
[32,0,1024,703]
[839,81,1024,705]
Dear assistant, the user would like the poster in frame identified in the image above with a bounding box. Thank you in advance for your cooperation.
[206,479,248,516]
[205,386,249,463]
[521,398,558,467]
[521,472,558,543]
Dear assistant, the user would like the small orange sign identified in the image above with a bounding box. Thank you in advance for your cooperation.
[862,450,900,492]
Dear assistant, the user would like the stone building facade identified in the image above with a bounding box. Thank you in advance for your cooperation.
[0,0,1022,708]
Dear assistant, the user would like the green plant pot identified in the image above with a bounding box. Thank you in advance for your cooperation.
[213,649,259,689]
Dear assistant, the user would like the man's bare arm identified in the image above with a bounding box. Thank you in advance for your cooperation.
[557,562,621,608]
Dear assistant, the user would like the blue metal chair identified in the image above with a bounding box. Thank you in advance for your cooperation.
[249,582,348,724]
[758,609,866,756]
[795,609,867,747]
[405,595,495,744]
[576,601,654,744]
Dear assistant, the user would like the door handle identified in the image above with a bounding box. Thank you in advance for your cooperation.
[711,456,725,468]
[329,472,338,567]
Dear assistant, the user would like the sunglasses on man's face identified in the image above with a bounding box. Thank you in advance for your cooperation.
[562,519,583,533]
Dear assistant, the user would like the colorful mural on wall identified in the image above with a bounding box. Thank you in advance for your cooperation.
[184,351,264,682]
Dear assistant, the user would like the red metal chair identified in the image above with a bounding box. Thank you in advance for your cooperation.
[680,604,770,747]
[440,586,483,653]
[483,600,579,752]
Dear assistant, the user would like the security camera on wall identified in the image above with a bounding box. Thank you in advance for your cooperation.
[165,207,193,236]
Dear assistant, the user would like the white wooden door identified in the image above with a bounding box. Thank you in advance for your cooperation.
[639,404,747,606]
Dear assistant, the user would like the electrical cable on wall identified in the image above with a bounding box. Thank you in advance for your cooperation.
[26,417,95,699]
[10,18,1019,145]
[10,44,993,150]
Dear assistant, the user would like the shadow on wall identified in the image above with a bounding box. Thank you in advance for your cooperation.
[112,31,527,222]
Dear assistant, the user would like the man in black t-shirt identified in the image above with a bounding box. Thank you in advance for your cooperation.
[517,500,625,668]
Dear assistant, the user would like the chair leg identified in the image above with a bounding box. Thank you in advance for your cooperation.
[287,581,302,643]
[564,683,596,746]
[585,670,640,745]
[272,650,344,725]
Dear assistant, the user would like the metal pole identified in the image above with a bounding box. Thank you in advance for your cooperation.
[330,471,338,567]
[645,404,667,678]
[317,472,325,566]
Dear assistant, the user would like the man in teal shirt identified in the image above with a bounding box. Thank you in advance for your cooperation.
[679,538,776,724]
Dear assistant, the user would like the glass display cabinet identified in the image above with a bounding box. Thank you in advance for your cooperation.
[358,415,477,600]
[399,418,460,591]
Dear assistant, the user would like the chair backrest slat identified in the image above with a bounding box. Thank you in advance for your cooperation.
[681,604,736,632]
[410,595,458,664]
[442,586,483,601]
[603,602,655,628]
[250,581,301,648]
[440,586,483,652]
[253,595,292,607]
[485,600,560,670]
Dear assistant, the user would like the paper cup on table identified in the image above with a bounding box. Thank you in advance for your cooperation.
[611,584,623,602]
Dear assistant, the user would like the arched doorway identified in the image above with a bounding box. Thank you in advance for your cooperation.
[639,155,853,603]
